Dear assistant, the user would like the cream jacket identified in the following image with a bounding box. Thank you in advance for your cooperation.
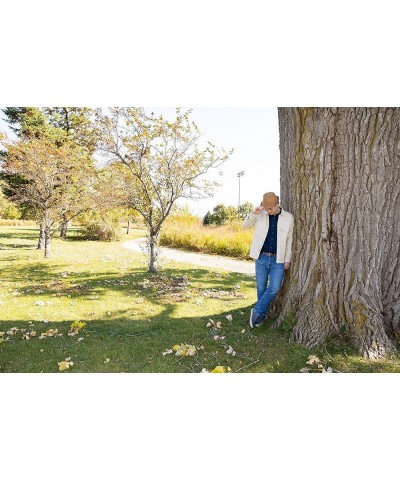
[242,208,294,263]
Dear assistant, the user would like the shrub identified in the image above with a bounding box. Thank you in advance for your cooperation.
[78,210,122,241]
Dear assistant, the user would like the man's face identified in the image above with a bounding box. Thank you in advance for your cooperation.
[264,203,280,215]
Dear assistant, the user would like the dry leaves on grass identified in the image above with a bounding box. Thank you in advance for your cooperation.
[39,328,62,339]
[162,343,198,357]
[58,357,74,371]
[225,345,237,356]
[206,320,226,341]
[22,331,37,340]
[68,320,86,336]
[303,355,334,373]
[201,289,245,299]
[306,355,321,365]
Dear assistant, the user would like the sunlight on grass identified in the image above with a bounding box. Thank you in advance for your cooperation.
[1,226,399,373]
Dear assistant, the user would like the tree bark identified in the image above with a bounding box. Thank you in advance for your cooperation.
[127,218,130,234]
[148,232,160,272]
[275,107,400,358]
[60,214,69,240]
[37,223,45,250]
[44,225,51,258]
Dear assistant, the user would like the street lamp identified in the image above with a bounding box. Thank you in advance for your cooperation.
[237,170,245,218]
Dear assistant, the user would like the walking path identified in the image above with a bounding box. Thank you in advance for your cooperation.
[122,237,255,275]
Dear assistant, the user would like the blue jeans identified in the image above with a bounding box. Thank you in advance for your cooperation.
[254,255,285,319]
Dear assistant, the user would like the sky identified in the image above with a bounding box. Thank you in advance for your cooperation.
[0,108,280,217]
[147,107,280,216]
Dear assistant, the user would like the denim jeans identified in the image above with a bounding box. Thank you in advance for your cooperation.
[254,254,285,318]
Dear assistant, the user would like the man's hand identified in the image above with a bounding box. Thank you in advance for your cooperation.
[252,206,264,215]
[284,262,291,270]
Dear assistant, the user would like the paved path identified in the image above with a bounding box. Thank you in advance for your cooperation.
[122,238,255,275]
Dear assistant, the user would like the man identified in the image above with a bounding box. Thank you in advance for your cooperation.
[243,192,294,328]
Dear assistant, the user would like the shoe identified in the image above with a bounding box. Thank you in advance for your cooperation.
[249,308,263,328]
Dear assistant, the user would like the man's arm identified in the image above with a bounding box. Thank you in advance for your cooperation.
[243,206,263,229]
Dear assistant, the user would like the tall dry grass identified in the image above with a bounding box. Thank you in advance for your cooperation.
[160,216,253,259]
[0,219,36,226]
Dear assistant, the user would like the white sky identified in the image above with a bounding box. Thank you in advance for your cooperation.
[0,108,280,217]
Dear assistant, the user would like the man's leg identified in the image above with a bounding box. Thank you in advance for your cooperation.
[255,255,269,302]
[254,258,285,319]
[250,256,270,327]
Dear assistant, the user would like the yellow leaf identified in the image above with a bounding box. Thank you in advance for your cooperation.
[211,366,226,373]
[58,361,70,371]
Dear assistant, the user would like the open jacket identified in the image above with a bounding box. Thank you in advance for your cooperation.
[242,208,294,263]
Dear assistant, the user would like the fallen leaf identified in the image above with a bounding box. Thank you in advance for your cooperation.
[210,366,232,373]
[58,359,74,371]
[226,314,233,321]
[226,346,237,356]
[104,358,110,363]
[306,355,320,365]
[162,349,173,356]
[241,329,246,334]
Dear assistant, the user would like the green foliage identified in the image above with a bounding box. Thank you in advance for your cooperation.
[43,107,98,154]
[205,203,238,226]
[238,201,254,219]
[0,188,21,219]
[203,210,212,225]
[78,209,123,241]
[2,107,65,143]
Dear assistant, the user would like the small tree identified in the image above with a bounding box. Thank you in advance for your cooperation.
[97,108,231,272]
[238,201,253,220]
[203,210,212,225]
[3,138,90,257]
[207,203,237,225]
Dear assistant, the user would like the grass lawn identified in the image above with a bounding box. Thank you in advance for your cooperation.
[1,226,400,373]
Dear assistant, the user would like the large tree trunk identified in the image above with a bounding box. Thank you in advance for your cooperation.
[275,107,400,359]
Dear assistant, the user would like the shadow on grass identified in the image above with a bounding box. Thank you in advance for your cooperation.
[2,302,400,373]
[0,303,314,373]
[8,263,255,304]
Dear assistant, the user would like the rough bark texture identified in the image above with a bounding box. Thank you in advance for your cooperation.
[44,226,51,258]
[275,107,400,358]
[37,224,45,250]
[148,233,160,273]
[60,214,69,240]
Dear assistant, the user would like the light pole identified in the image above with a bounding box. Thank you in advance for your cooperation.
[237,170,245,218]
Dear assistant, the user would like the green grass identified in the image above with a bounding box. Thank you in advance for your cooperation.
[1,226,400,373]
